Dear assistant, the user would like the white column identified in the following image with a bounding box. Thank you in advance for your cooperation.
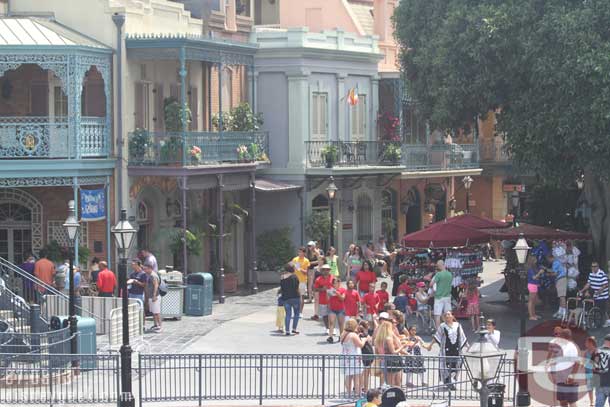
[287,69,310,169]
[371,76,379,141]
[337,72,346,141]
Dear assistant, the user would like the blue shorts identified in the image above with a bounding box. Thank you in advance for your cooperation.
[330,309,345,317]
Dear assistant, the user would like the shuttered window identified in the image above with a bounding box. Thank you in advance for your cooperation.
[134,82,153,130]
[350,94,367,141]
[53,86,68,117]
[154,83,164,131]
[189,86,198,130]
[356,193,373,243]
[311,92,328,141]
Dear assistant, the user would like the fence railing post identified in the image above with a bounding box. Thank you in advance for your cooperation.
[198,354,203,406]
[321,355,326,406]
[258,354,263,406]
[138,354,143,407]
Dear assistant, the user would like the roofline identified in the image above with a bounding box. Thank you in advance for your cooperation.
[125,35,258,56]
[255,47,384,64]
[0,44,113,54]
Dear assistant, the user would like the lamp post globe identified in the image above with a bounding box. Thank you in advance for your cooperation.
[63,200,80,366]
[514,234,530,265]
[463,316,505,407]
[112,209,136,407]
[326,177,338,247]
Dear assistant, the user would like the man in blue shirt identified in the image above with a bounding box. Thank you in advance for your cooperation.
[548,254,567,319]
[127,259,148,307]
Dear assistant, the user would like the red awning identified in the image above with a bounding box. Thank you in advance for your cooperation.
[402,222,491,248]
[445,214,509,229]
[486,223,591,241]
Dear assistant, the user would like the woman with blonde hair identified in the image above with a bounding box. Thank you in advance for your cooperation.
[340,319,367,398]
[374,320,405,386]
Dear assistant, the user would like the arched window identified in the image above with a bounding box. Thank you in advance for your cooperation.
[312,194,329,210]
[381,189,397,243]
[356,194,373,243]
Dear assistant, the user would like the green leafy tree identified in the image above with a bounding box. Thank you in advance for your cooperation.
[394,0,610,263]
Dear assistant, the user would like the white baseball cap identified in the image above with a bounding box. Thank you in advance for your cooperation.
[379,312,390,320]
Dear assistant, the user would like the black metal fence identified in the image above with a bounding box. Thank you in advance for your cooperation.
[0,352,516,406]
[138,353,516,406]
[0,352,120,405]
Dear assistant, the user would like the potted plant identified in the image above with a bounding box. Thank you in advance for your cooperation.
[236,144,249,162]
[189,145,202,165]
[213,102,264,131]
[320,144,339,168]
[162,97,192,165]
[256,227,296,284]
[383,143,402,164]
[128,128,152,164]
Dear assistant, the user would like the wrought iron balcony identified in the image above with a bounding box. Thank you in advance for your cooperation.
[305,141,403,168]
[479,140,510,164]
[402,143,479,171]
[128,130,270,167]
[0,116,107,159]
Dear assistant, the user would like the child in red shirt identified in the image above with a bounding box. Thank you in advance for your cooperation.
[356,261,377,297]
[397,274,413,297]
[376,281,390,313]
[327,279,346,343]
[313,265,334,332]
[362,283,379,322]
[343,280,361,319]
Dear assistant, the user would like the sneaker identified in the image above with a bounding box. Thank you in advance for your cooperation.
[285,332,291,336]
[151,326,162,333]
[326,336,334,344]
[147,325,158,333]
[311,315,319,321]
[603,320,610,328]
[326,328,330,335]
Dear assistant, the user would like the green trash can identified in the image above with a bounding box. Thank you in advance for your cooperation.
[51,315,97,370]
[185,273,213,316]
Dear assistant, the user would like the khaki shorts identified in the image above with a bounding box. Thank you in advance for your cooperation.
[556,278,567,297]
[298,282,307,295]
[148,297,161,314]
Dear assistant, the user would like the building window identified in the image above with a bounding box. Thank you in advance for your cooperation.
[47,220,88,248]
[54,86,68,117]
[356,193,373,243]
[222,67,233,112]
[403,101,427,144]
[381,189,398,243]
[137,201,150,250]
[311,92,328,141]
[350,94,367,141]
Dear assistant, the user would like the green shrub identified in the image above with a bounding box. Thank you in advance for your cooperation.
[257,227,295,272]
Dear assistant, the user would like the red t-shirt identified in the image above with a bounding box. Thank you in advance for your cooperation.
[328,287,346,311]
[376,289,390,313]
[363,292,380,315]
[344,289,361,316]
[97,269,117,293]
[397,283,413,296]
[314,275,334,305]
[356,270,377,292]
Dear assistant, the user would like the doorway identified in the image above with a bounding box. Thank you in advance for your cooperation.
[0,202,33,264]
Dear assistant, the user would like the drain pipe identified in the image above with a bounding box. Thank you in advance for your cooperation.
[112,13,125,213]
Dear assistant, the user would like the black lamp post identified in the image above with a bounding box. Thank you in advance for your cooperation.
[463,315,506,407]
[511,191,521,225]
[63,200,80,363]
[111,209,137,407]
[513,234,531,406]
[326,177,338,248]
[462,176,473,213]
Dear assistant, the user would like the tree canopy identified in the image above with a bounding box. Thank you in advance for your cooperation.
[393,0,610,184]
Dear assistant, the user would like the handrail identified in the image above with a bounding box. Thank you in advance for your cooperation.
[0,257,102,322]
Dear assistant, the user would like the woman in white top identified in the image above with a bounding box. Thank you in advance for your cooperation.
[340,319,367,399]
[433,311,468,390]
[485,319,501,348]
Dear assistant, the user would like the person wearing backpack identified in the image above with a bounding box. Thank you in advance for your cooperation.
[143,263,162,333]
[594,334,610,407]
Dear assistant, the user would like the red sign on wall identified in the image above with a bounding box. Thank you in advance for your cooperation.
[503,184,525,192]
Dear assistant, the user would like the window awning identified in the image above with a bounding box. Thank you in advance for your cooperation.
[0,17,110,50]
[254,179,301,193]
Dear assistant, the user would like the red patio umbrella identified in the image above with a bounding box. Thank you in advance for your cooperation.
[487,223,591,241]
[401,221,491,248]
[445,213,509,229]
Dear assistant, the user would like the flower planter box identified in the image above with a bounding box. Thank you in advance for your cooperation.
[224,272,238,293]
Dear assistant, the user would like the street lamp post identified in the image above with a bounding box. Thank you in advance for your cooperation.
[511,191,521,225]
[463,315,506,407]
[63,200,80,364]
[462,176,473,213]
[513,233,531,406]
[111,209,137,407]
[326,177,338,248]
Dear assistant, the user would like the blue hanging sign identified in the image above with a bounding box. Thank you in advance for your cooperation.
[80,189,106,221]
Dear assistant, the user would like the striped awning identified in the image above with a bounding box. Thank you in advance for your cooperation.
[255,179,301,193]
[0,17,110,49]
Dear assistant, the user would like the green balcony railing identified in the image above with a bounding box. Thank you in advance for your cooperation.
[402,143,479,170]
[128,130,270,167]
[305,140,403,168]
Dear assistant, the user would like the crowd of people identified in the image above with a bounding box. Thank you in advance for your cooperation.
[17,248,165,333]
[276,238,502,397]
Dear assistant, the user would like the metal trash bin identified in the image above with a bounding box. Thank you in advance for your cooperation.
[185,273,213,316]
[487,383,505,407]
[381,387,406,407]
[50,315,97,370]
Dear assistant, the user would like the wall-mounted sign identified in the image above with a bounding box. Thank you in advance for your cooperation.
[342,223,353,230]
[80,189,106,221]
[503,184,525,193]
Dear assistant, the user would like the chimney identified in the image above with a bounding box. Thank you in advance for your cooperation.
[373,0,387,41]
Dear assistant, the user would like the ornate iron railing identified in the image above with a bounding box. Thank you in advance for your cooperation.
[479,140,511,163]
[305,141,403,168]
[0,116,107,159]
[128,130,270,167]
[403,143,479,170]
